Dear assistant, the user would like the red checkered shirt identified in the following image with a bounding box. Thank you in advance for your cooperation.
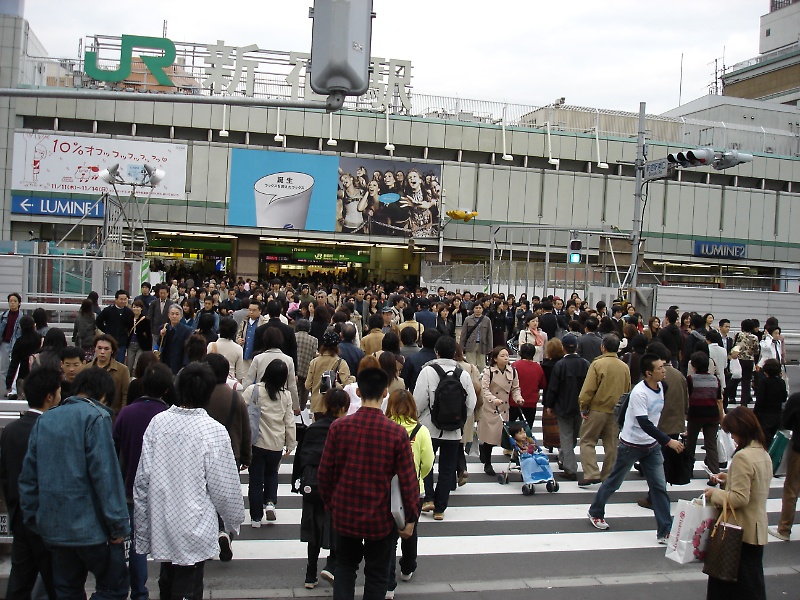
[318,406,420,540]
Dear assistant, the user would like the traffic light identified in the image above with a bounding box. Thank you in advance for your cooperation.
[309,0,374,96]
[667,147,714,167]
[666,147,754,170]
[568,239,582,264]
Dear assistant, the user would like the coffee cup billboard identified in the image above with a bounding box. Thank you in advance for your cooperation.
[254,172,314,229]
[228,149,338,230]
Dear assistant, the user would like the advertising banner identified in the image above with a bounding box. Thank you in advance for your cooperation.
[228,149,441,238]
[337,157,441,238]
[228,149,339,230]
[11,133,187,200]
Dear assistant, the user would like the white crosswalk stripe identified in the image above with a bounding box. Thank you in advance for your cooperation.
[229,418,796,565]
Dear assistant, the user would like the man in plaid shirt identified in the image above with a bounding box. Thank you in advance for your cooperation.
[318,367,419,600]
[294,319,318,409]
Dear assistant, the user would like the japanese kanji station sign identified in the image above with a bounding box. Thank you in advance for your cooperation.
[83,34,413,112]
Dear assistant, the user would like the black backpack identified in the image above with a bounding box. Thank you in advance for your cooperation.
[429,364,468,433]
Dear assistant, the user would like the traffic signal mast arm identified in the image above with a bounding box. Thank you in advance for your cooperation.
[667,148,753,170]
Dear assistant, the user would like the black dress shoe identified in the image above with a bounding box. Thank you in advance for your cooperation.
[484,464,496,476]
[577,478,601,487]
[558,472,578,481]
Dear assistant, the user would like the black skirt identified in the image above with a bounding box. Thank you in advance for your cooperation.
[706,542,765,600]
[299,497,333,549]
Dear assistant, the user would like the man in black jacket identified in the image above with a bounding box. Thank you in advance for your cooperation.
[0,365,61,599]
[96,289,134,363]
[657,309,683,369]
[159,305,192,375]
[255,300,298,370]
[538,301,560,340]
[400,329,440,393]
[544,335,590,480]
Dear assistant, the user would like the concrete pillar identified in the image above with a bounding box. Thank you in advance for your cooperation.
[235,235,260,281]
[0,15,24,239]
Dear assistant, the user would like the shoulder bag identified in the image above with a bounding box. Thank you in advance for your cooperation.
[702,495,743,582]
[247,382,262,444]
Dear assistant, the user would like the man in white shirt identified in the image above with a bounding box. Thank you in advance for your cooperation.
[134,362,244,599]
[587,353,685,544]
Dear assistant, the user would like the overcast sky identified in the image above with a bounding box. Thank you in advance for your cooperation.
[24,0,767,114]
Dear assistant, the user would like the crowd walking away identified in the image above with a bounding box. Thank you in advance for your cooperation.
[0,273,796,599]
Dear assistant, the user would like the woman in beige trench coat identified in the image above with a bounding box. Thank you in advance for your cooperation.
[478,346,523,476]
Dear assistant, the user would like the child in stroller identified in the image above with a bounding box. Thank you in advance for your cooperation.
[497,421,559,495]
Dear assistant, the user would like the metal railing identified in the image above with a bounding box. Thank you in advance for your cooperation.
[17,34,800,157]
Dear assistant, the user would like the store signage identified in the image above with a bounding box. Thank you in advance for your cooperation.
[11,195,105,218]
[693,240,747,259]
[11,133,187,200]
[83,34,412,110]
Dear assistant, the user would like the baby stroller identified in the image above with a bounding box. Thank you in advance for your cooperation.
[496,419,559,495]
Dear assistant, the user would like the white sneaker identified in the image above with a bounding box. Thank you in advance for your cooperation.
[768,526,790,541]
[657,536,669,545]
[265,502,277,521]
[385,591,395,599]
[251,519,262,528]
[587,510,609,530]
[400,571,414,582]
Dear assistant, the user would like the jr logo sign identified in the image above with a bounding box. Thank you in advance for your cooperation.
[84,35,177,87]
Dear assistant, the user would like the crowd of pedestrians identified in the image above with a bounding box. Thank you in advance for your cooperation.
[0,275,795,600]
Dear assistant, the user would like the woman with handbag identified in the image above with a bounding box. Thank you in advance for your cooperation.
[305,332,354,421]
[244,359,296,528]
[290,388,350,589]
[518,315,548,363]
[477,346,523,476]
[704,406,772,600]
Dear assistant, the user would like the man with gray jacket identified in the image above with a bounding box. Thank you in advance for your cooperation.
[413,336,477,521]
[459,303,493,372]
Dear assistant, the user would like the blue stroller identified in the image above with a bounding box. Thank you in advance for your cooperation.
[497,419,559,495]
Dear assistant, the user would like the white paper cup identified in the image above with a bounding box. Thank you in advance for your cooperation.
[254,172,315,229]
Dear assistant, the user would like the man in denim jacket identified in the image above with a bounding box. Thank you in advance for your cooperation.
[19,367,131,598]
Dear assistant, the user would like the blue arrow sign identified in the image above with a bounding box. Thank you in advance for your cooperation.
[11,196,105,219]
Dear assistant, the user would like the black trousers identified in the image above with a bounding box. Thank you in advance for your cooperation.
[739,359,755,406]
[706,542,765,600]
[6,525,55,600]
[159,561,205,600]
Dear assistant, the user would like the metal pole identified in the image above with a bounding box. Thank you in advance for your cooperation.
[629,101,646,293]
[525,229,531,299]
[565,234,570,302]
[543,229,551,297]
[489,233,496,295]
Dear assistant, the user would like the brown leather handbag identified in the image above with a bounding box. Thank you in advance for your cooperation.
[702,496,743,582]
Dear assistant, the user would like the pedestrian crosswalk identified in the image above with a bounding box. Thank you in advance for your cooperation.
[224,418,796,574]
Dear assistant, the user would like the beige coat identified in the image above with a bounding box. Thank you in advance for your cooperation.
[459,360,483,444]
[477,365,523,446]
[305,353,355,414]
[708,440,772,545]
[360,330,384,355]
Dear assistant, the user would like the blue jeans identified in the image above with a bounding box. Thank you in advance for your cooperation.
[422,438,459,513]
[50,541,129,600]
[588,441,672,538]
[248,446,282,521]
[116,345,128,364]
[334,529,395,600]
[127,503,148,600]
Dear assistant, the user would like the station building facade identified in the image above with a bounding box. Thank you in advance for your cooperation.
[2,12,800,291]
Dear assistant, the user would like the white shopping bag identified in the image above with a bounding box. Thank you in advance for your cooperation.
[665,495,717,564]
[717,430,736,465]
